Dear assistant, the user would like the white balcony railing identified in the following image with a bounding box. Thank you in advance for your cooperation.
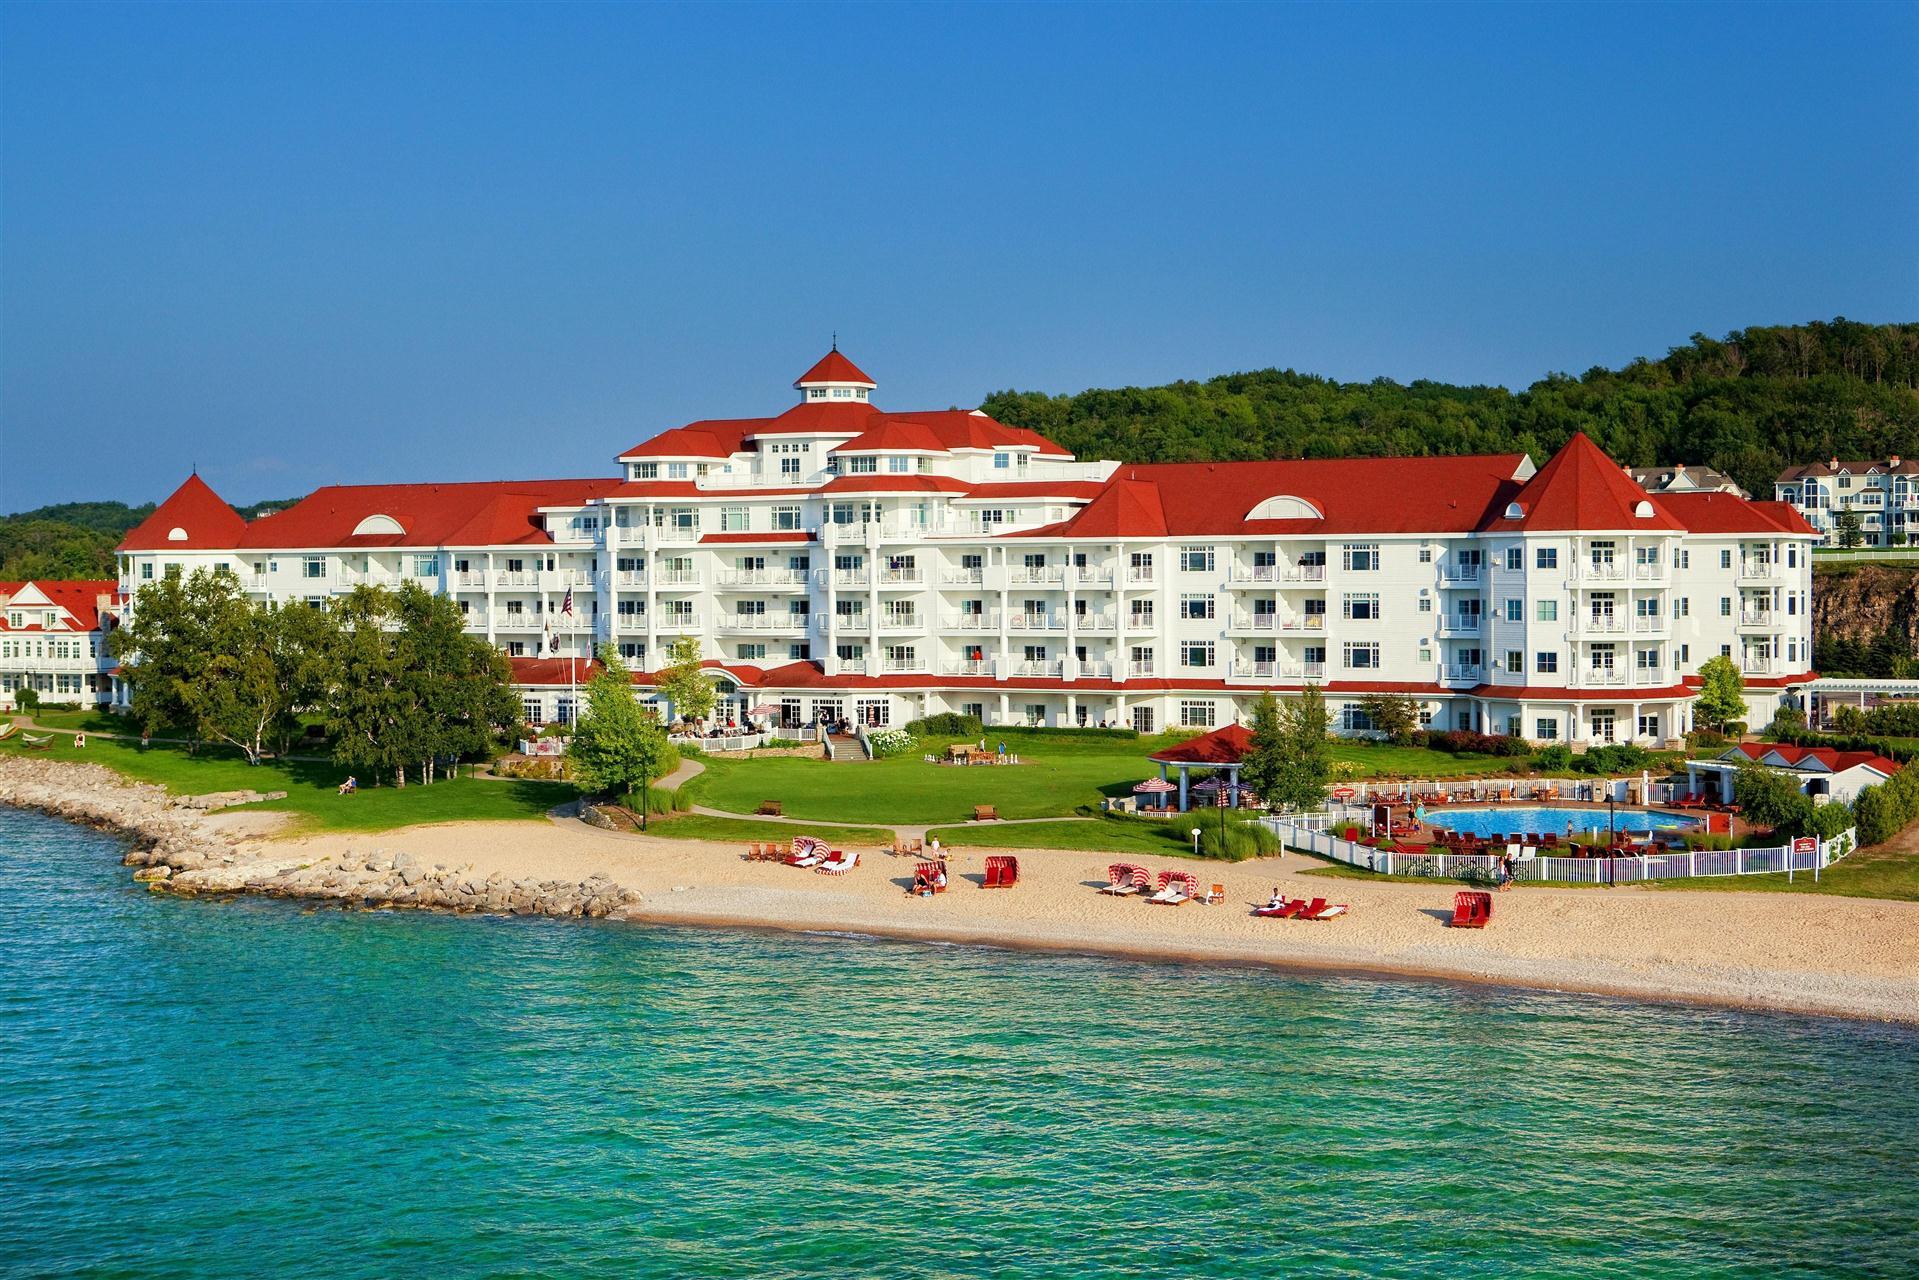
[941,568,985,586]
[1007,613,1067,631]
[878,614,922,632]
[878,568,925,586]
[1436,615,1482,637]
[613,571,648,588]
[942,612,999,631]
[718,613,808,632]
[1125,566,1157,584]
[1007,566,1066,586]
[714,569,808,588]
[943,660,993,677]
[1442,664,1482,683]
[1079,660,1115,679]
[654,569,702,587]
[1127,661,1157,677]
[1438,566,1482,586]
[1577,614,1627,635]
[1009,660,1064,678]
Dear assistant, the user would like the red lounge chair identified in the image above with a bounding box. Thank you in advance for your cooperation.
[1451,890,1493,928]
[818,850,858,875]
[1298,897,1328,919]
[982,855,1019,888]
[1302,899,1349,920]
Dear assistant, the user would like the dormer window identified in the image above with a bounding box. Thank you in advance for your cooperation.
[848,456,878,474]
[809,388,828,400]
[633,462,658,480]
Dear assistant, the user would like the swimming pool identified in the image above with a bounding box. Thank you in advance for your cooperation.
[1430,805,1702,839]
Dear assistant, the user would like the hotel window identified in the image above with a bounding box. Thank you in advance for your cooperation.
[1179,700,1217,729]
[1535,718,1559,741]
[303,556,325,579]
[521,696,543,724]
[830,503,856,525]
[667,463,689,480]
[1680,644,1690,663]
[414,555,439,578]
[1418,646,1431,662]
[887,455,912,473]
[1418,596,1433,613]
[1343,642,1380,670]
[1637,648,1661,670]
[1179,547,1215,573]
[848,456,878,474]
[1180,594,1214,620]
[1505,547,1523,571]
[1342,544,1380,571]
[1022,644,1048,662]
[1505,650,1523,674]
[1504,599,1523,623]
[619,642,645,664]
[993,452,1011,469]
[1720,597,1732,617]
[1536,600,1558,622]
[836,643,864,661]
[1535,547,1558,570]
[1180,641,1215,668]
[721,507,749,532]
[1343,594,1380,621]
[738,644,766,660]
[1417,547,1433,563]
[140,562,154,580]
[789,643,810,661]
[1535,652,1558,674]
[780,456,801,477]
[1130,645,1155,673]
[617,600,645,617]
[506,641,526,657]
[635,463,658,479]
[1303,598,1326,620]
[1340,705,1375,732]
[1720,549,1733,570]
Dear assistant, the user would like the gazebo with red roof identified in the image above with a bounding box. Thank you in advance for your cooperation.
[1146,723,1254,811]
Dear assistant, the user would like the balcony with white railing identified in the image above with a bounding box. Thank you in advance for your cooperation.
[1007,612,1067,631]
[825,613,870,634]
[1227,564,1280,585]
[1442,664,1482,684]
[943,659,994,677]
[881,657,927,674]
[1631,614,1669,635]
[878,613,923,633]
[1631,561,1669,583]
[1231,658,1326,681]
[1438,565,1483,587]
[612,570,648,589]
[1436,614,1483,638]
[453,572,489,590]
[877,567,926,587]
[1573,613,1627,636]
[493,571,539,589]
[1122,613,1155,632]
[655,527,701,544]
[714,569,808,589]
[1127,661,1157,677]
[654,612,703,633]
[941,611,1000,631]
[1077,660,1115,679]
[1073,612,1117,632]
[542,569,594,590]
[1009,660,1065,678]
[1074,565,1114,587]
[1738,609,1778,633]
[717,612,808,633]
[1738,560,1785,585]
[941,568,985,587]
[1124,566,1157,585]
[1007,566,1067,586]
[654,569,703,588]
[1573,560,1627,583]
[825,568,871,589]
[1229,612,1281,632]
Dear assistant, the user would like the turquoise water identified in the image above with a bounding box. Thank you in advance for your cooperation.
[2,807,1916,1278]
[1436,806,1702,839]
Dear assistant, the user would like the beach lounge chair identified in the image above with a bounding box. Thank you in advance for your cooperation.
[817,850,858,875]
[21,732,53,751]
[1294,897,1328,919]
[0,722,17,742]
[1450,891,1492,928]
[1100,862,1146,895]
[1303,901,1349,920]
[1147,869,1197,905]
[982,855,1019,888]
[914,860,948,892]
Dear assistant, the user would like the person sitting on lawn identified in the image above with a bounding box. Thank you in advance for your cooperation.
[338,775,358,795]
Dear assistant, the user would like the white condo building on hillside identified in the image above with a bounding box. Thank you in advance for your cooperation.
[116,350,1818,742]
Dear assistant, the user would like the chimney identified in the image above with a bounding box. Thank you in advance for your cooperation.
[1892,455,1903,469]
[1830,456,1839,470]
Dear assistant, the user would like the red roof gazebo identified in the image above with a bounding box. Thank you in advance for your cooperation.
[1147,723,1254,811]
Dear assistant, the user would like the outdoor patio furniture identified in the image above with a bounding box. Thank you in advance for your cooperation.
[1200,882,1225,905]
[757,800,783,816]
[914,860,947,892]
[973,805,999,821]
[1451,891,1493,928]
[982,855,1019,888]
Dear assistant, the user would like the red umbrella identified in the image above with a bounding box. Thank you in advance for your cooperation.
[1133,778,1176,794]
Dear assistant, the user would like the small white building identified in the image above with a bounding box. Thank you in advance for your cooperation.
[1684,741,1902,806]
[0,579,121,711]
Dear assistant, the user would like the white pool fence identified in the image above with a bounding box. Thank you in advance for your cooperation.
[1265,812,1857,885]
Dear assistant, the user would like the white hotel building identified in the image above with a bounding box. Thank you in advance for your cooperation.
[117,350,1818,743]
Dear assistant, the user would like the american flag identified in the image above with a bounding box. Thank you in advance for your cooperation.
[561,587,574,617]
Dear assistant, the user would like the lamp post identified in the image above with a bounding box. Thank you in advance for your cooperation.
[1191,827,1202,856]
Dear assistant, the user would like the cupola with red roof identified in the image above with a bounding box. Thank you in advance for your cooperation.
[794,343,876,403]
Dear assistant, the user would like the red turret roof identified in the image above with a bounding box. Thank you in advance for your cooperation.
[1485,433,1684,532]
[794,349,876,387]
[118,475,249,551]
[1149,723,1254,765]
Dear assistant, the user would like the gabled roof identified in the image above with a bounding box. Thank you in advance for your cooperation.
[795,349,876,387]
[1148,723,1253,765]
[1483,434,1684,533]
[118,475,249,551]
[617,403,1071,462]
[829,421,947,454]
[1655,492,1817,536]
[0,579,119,631]
[1719,741,1901,778]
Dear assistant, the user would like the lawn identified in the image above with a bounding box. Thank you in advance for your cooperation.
[641,813,896,846]
[686,729,1547,826]
[1,734,573,835]
[22,708,131,734]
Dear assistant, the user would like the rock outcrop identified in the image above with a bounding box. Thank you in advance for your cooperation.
[0,756,643,922]
[1813,562,1919,649]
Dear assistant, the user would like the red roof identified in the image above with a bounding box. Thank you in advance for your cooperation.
[795,349,876,387]
[1723,742,1901,777]
[0,579,119,632]
[118,475,249,551]
[1484,434,1683,533]
[239,479,622,549]
[830,421,947,453]
[1149,723,1253,765]
[618,404,1070,462]
[1656,492,1818,536]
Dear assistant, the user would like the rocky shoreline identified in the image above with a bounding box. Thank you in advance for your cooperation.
[0,756,644,921]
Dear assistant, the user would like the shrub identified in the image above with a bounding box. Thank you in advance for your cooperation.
[1805,801,1856,842]
[905,712,983,738]
[1532,744,1573,773]
[1686,832,1734,852]
[1765,706,1807,736]
[14,688,40,713]
[1427,730,1529,757]
[1199,814,1279,861]
[1687,728,1730,750]
[1575,743,1652,775]
[1734,762,1814,834]
[865,728,918,758]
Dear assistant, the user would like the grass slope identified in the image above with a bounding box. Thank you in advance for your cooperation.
[640,814,896,846]
[2,734,572,835]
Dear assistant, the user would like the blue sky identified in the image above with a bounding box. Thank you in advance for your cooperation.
[3,1,1914,510]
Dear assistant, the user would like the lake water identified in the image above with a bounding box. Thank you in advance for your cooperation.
[2,804,1915,1278]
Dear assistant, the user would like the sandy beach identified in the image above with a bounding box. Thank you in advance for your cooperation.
[274,815,1919,1024]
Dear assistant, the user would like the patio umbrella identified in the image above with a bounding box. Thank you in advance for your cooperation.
[1133,778,1176,794]
[1190,776,1222,792]
[748,703,782,717]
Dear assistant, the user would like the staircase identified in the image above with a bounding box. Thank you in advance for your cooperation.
[826,732,867,761]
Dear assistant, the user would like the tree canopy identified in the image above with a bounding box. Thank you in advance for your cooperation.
[567,646,671,825]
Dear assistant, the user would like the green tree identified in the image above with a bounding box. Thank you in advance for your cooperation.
[110,567,250,747]
[656,634,715,725]
[1358,692,1421,745]
[1269,684,1332,812]
[179,601,333,765]
[1237,691,1286,809]
[1693,655,1749,732]
[1834,507,1863,548]
[1732,762,1815,835]
[567,646,670,828]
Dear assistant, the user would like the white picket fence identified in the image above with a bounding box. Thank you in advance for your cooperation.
[1265,813,1857,884]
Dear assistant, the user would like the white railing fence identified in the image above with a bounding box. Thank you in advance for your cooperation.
[1265,814,1856,884]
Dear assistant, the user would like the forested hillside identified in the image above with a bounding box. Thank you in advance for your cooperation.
[984,319,1919,499]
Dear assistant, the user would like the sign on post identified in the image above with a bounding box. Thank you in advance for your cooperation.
[1791,835,1816,884]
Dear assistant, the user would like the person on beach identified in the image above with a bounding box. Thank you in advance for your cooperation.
[929,836,940,858]
[1498,854,1515,891]
[910,871,929,897]
[933,865,948,892]
[1267,887,1286,910]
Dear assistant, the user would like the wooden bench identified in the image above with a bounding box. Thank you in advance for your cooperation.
[973,804,998,821]
[756,800,783,816]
